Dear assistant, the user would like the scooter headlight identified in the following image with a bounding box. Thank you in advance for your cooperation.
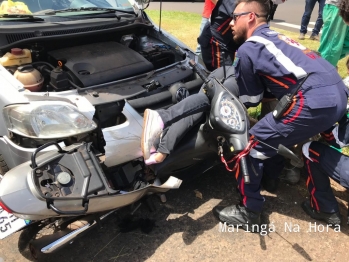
[218,95,244,132]
[3,101,97,139]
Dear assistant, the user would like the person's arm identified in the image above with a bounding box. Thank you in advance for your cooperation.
[234,47,265,108]
[210,0,218,5]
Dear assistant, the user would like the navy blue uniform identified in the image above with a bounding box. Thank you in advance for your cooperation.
[198,0,239,71]
[234,24,349,212]
[302,141,349,213]
[321,110,349,149]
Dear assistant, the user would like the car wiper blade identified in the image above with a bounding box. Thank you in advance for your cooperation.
[0,14,44,21]
[45,7,136,16]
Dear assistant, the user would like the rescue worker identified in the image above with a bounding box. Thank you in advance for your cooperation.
[198,0,239,71]
[212,0,349,230]
[301,112,349,225]
[141,0,349,230]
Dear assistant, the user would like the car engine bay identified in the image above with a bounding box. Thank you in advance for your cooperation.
[0,17,204,156]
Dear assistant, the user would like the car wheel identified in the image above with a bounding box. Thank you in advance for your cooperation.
[0,154,9,176]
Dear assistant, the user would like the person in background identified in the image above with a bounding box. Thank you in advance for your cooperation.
[198,0,239,71]
[268,0,286,21]
[298,0,325,41]
[301,107,349,225]
[318,0,349,67]
[196,0,217,55]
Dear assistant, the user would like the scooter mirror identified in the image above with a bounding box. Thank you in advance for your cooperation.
[277,144,302,167]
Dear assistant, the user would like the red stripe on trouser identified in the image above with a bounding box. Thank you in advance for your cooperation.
[283,91,304,124]
[306,159,320,211]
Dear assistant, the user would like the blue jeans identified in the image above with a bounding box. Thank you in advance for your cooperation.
[300,0,325,35]
[196,17,210,54]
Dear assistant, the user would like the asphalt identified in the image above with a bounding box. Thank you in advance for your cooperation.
[1,165,349,262]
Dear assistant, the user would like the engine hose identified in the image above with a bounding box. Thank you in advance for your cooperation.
[127,78,204,109]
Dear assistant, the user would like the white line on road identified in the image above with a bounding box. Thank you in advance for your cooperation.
[274,22,322,34]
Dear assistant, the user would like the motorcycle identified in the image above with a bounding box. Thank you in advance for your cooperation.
[0,60,300,260]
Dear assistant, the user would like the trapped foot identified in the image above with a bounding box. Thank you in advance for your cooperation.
[213,204,261,232]
[301,200,342,225]
[141,109,164,160]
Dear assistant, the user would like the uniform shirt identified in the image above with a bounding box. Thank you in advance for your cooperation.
[234,24,348,108]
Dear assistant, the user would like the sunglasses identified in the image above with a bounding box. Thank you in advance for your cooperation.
[230,12,264,22]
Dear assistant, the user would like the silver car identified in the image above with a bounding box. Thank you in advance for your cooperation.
[0,0,204,175]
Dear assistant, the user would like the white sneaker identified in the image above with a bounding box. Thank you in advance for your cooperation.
[298,33,305,40]
[141,109,164,160]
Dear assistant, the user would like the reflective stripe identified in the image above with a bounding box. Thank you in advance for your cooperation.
[332,125,349,148]
[247,36,307,79]
[249,148,269,160]
[239,92,264,104]
[302,142,313,162]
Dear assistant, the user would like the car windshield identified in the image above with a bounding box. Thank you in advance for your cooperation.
[0,0,136,16]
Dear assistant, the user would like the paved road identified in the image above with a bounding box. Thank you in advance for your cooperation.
[148,0,322,34]
[0,2,335,262]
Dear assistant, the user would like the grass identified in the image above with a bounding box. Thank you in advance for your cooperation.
[146,10,348,78]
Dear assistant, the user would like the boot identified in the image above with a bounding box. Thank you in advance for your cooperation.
[213,203,261,232]
[261,173,279,193]
[301,200,342,225]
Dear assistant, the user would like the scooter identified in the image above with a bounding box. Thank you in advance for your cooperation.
[0,60,300,259]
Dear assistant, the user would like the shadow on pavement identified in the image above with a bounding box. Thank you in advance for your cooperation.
[15,164,349,262]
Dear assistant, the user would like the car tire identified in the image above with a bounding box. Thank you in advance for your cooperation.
[0,154,9,176]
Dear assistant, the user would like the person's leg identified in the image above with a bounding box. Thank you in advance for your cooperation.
[196,17,210,55]
[261,154,285,192]
[300,0,317,37]
[157,93,210,127]
[145,112,204,165]
[310,0,325,37]
[301,141,343,224]
[157,112,204,155]
[318,5,348,66]
[198,23,215,71]
[213,155,263,231]
[142,93,210,160]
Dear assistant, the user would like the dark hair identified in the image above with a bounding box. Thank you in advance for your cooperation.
[339,0,349,24]
[235,0,271,22]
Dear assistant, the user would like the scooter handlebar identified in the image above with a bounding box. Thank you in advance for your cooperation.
[189,59,209,84]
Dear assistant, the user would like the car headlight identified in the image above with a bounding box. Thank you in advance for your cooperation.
[219,94,244,132]
[3,101,97,139]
